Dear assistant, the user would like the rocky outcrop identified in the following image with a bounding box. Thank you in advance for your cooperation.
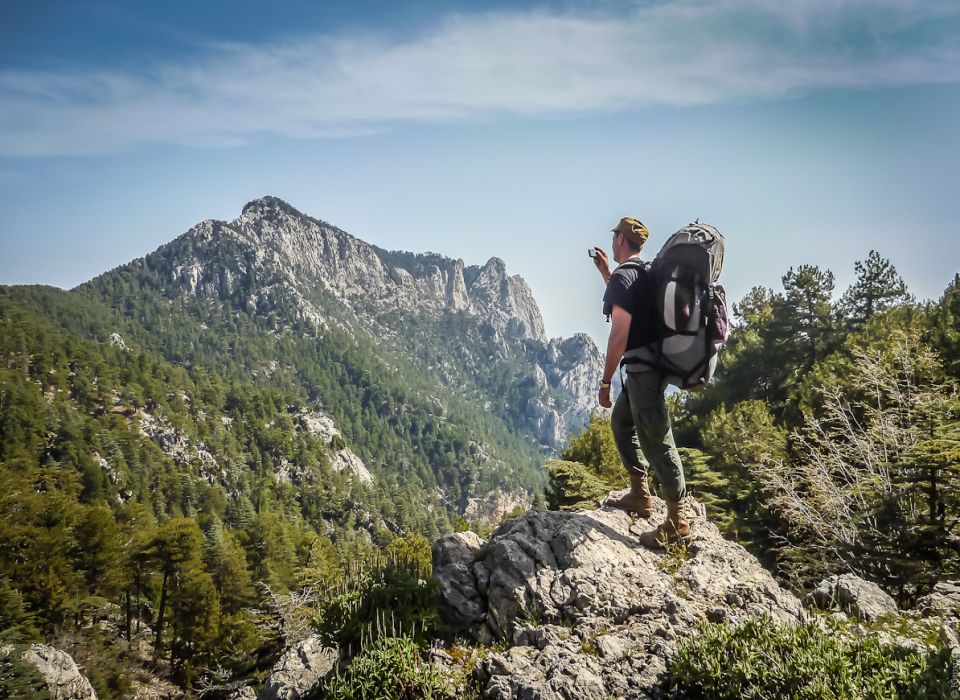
[433,502,803,698]
[528,334,604,447]
[463,492,530,525]
[257,636,338,700]
[296,408,373,484]
[806,573,899,621]
[228,688,258,700]
[919,581,960,618]
[18,644,98,700]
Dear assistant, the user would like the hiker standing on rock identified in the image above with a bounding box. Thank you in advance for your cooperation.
[590,217,690,548]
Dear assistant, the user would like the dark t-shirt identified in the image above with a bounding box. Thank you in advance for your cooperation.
[602,260,656,351]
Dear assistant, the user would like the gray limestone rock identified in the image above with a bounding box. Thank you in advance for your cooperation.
[919,581,960,618]
[20,644,98,700]
[228,687,258,700]
[433,531,488,633]
[257,636,338,700]
[434,503,803,698]
[806,573,898,621]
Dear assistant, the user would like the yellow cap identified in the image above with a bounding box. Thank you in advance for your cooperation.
[612,217,649,246]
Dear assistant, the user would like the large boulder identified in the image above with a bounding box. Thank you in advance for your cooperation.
[806,573,898,621]
[20,644,98,700]
[919,581,960,618]
[434,502,803,698]
[257,636,338,700]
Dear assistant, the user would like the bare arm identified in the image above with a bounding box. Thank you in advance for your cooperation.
[598,305,631,407]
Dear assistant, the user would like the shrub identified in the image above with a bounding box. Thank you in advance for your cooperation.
[0,630,51,700]
[313,553,441,651]
[546,460,612,512]
[559,414,624,486]
[669,614,953,699]
[320,636,447,700]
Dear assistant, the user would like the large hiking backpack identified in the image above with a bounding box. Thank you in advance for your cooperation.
[622,222,729,390]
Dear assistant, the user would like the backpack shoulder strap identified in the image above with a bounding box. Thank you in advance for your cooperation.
[611,259,649,274]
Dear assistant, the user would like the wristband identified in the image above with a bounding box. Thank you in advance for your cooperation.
[599,381,611,389]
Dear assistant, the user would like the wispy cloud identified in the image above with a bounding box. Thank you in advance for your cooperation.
[2,0,958,157]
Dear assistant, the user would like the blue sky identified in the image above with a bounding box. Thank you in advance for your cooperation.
[1,0,959,346]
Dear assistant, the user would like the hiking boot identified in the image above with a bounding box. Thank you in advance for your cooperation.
[604,472,654,518]
[638,498,691,548]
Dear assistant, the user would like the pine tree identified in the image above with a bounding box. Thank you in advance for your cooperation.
[839,250,911,330]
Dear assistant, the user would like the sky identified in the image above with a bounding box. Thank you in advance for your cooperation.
[1,0,959,347]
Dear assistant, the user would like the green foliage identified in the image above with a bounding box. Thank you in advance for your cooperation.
[755,323,960,595]
[669,615,953,699]
[545,460,613,512]
[839,250,911,331]
[386,533,433,576]
[656,539,691,577]
[320,635,448,700]
[698,402,788,557]
[297,534,344,590]
[677,448,732,532]
[560,414,624,486]
[929,273,960,379]
[0,629,51,700]
[0,578,42,641]
[679,257,960,602]
[547,416,627,511]
[313,552,442,652]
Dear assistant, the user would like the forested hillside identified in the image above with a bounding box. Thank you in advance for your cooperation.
[0,286,453,692]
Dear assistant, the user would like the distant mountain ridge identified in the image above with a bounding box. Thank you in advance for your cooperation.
[87,195,601,451]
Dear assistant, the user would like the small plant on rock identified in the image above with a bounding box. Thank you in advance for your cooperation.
[657,539,690,576]
[320,636,448,700]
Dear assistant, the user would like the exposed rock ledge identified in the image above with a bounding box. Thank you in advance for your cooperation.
[433,500,803,699]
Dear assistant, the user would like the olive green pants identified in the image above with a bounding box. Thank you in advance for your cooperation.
[610,370,687,501]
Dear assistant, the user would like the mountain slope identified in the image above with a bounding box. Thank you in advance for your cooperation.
[69,197,601,510]
[81,196,600,447]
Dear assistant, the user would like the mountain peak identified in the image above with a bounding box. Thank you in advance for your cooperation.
[482,257,507,274]
[240,195,305,220]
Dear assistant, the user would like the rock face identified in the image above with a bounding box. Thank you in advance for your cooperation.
[920,581,960,618]
[113,196,601,450]
[806,573,899,621]
[19,644,98,700]
[296,408,373,484]
[257,636,338,700]
[433,503,803,698]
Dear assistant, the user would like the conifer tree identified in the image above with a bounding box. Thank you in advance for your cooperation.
[839,250,911,330]
[767,265,838,387]
[929,274,960,379]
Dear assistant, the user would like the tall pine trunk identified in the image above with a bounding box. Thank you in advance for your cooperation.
[153,566,169,662]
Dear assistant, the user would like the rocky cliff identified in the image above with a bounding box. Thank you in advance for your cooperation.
[433,500,804,698]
